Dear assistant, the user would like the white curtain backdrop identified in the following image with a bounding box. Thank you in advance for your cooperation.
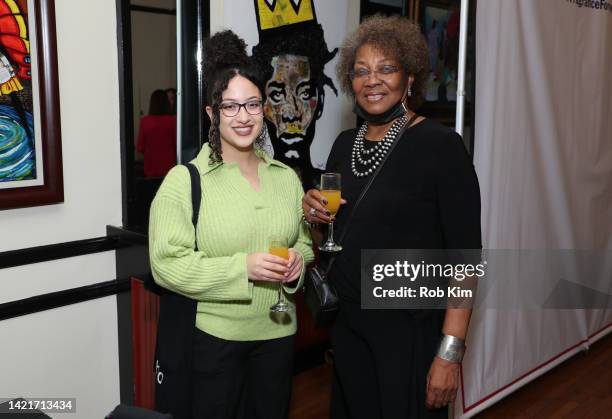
[457,1,612,417]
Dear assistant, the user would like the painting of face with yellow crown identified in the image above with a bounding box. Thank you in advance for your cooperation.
[250,0,341,188]
[264,55,318,157]
[252,20,337,189]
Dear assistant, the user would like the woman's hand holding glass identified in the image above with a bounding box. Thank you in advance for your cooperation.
[269,249,302,312]
[302,189,347,224]
[267,236,302,313]
[246,253,289,282]
[246,250,302,283]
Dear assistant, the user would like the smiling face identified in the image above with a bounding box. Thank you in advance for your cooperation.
[351,43,410,115]
[209,74,264,153]
[264,55,318,144]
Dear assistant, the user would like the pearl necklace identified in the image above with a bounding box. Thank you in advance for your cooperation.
[351,115,408,178]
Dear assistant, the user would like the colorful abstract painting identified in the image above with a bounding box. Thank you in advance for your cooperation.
[0,0,62,209]
[0,0,35,183]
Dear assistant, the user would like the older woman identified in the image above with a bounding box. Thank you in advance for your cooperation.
[303,15,481,419]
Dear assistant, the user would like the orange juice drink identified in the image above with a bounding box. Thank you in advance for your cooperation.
[269,246,289,260]
[321,190,341,216]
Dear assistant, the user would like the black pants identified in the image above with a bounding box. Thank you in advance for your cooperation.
[191,328,294,419]
[330,303,447,419]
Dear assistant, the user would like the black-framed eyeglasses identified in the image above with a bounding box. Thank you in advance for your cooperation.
[217,100,263,117]
[349,65,401,80]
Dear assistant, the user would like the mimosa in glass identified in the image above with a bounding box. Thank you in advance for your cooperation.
[321,190,341,216]
[319,173,343,252]
[269,235,290,313]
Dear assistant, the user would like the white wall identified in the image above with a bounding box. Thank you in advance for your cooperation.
[210,0,360,169]
[0,0,123,417]
[0,1,123,251]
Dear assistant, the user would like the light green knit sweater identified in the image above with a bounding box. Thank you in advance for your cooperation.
[149,144,314,341]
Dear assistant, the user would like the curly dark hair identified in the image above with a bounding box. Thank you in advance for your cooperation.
[336,15,429,109]
[203,30,265,164]
[252,23,338,118]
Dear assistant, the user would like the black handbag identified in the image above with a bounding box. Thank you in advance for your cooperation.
[304,262,339,327]
[304,114,418,327]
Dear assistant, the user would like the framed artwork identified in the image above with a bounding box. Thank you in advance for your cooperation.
[250,0,339,189]
[0,0,62,210]
[414,0,475,128]
[421,0,461,104]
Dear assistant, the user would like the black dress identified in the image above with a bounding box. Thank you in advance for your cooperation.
[325,119,482,419]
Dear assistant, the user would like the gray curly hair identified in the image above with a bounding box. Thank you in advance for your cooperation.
[336,14,429,109]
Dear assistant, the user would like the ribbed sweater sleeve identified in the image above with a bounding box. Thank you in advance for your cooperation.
[148,166,252,301]
[284,173,315,294]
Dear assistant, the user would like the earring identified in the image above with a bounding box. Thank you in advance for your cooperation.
[408,86,412,97]
[257,123,268,143]
[257,123,274,158]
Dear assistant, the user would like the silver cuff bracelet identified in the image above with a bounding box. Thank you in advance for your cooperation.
[436,334,466,363]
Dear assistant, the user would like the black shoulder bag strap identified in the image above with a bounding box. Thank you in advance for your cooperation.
[323,113,419,274]
[185,163,201,247]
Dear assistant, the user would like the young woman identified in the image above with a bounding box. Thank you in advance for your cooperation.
[149,30,314,419]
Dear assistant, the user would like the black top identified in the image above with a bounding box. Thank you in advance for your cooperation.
[326,118,482,303]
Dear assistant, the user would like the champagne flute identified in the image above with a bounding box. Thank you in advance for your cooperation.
[269,235,290,313]
[319,173,343,252]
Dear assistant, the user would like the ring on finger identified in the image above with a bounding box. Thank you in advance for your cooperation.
[309,207,317,217]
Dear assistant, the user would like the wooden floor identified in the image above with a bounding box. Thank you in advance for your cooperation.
[289,333,612,419]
